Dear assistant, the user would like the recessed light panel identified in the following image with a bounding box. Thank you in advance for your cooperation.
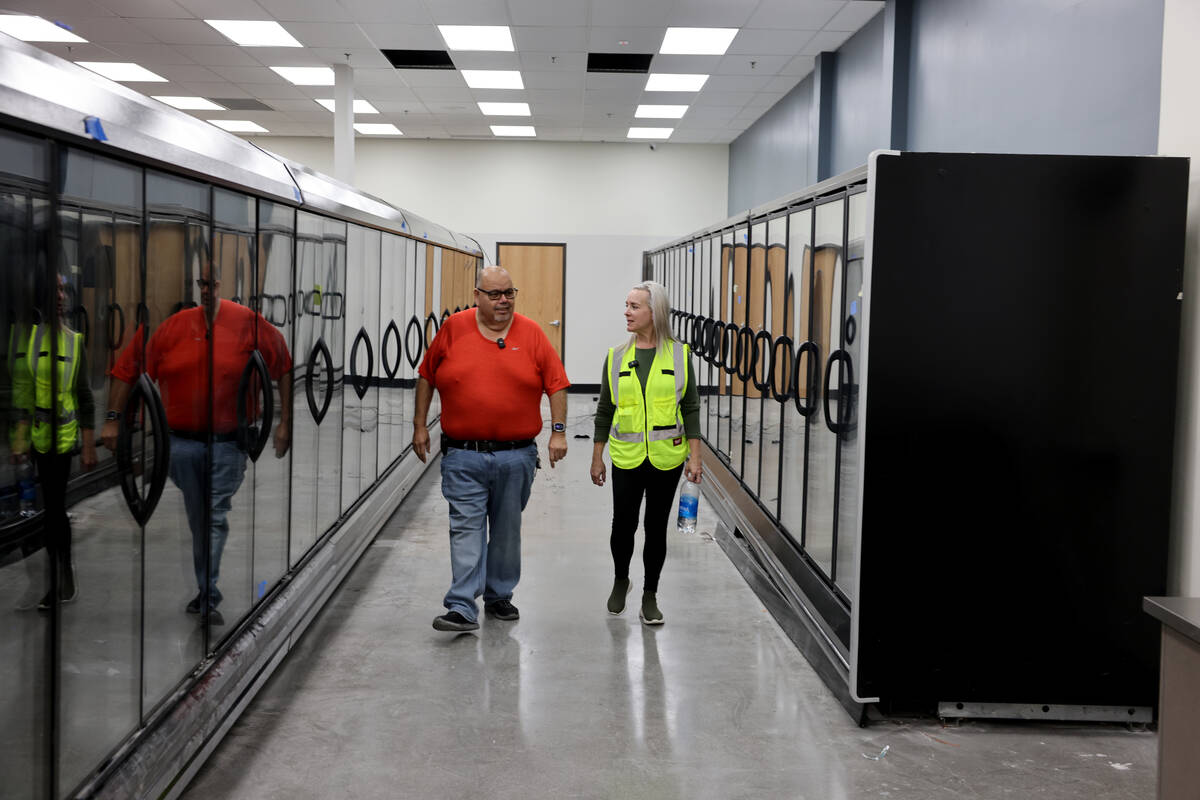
[205,20,301,47]
[438,25,514,52]
[0,15,86,42]
[270,66,335,85]
[461,70,524,90]
[660,27,738,56]
[491,125,536,137]
[636,104,688,119]
[316,99,380,114]
[477,102,531,116]
[76,62,167,82]
[627,127,673,139]
[208,120,268,133]
[645,73,708,92]
[154,96,226,111]
[355,123,403,135]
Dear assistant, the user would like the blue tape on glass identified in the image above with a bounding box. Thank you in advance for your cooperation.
[83,116,107,141]
[292,187,301,202]
[851,300,858,315]
[257,580,267,599]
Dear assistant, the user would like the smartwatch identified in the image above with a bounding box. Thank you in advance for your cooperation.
[105,410,121,422]
[552,422,565,433]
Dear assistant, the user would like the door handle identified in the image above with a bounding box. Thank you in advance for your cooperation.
[306,337,334,425]
[117,373,170,526]
[549,320,560,326]
[349,326,374,400]
[237,350,274,462]
[792,341,819,417]
[822,349,854,434]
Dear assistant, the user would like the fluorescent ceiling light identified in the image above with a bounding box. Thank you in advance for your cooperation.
[76,62,167,82]
[355,123,403,135]
[660,27,738,56]
[477,102,530,116]
[628,127,673,139]
[645,73,708,92]
[0,15,86,42]
[208,119,268,133]
[270,66,335,85]
[438,25,514,52]
[316,99,379,114]
[636,104,687,119]
[461,70,523,90]
[154,96,226,111]
[205,20,301,47]
[491,125,536,137]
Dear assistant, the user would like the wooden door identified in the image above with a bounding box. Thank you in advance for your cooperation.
[496,242,565,359]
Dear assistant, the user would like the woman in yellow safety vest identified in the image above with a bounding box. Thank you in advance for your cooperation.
[10,274,97,610]
[590,280,702,625]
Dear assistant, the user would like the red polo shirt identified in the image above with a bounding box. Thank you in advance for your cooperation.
[111,300,292,433]
[419,309,569,441]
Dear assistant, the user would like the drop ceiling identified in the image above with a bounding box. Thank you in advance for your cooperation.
[7,0,885,143]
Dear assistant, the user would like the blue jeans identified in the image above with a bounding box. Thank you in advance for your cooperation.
[440,444,537,622]
[168,436,248,609]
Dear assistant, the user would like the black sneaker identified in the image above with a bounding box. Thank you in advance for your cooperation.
[433,611,479,631]
[204,607,225,626]
[484,600,519,621]
[186,594,202,614]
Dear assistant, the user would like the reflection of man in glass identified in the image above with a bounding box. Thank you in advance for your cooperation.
[101,262,291,626]
[11,274,97,610]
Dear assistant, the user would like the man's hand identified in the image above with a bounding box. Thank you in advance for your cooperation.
[548,431,567,468]
[273,422,291,458]
[413,424,430,463]
[101,420,120,451]
[81,442,98,471]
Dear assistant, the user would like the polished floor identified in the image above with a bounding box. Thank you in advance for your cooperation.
[182,405,1157,800]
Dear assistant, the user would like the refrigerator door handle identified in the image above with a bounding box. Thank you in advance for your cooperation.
[349,326,374,400]
[793,341,820,417]
[117,373,170,525]
[305,337,334,425]
[769,335,793,402]
[236,350,274,462]
[823,349,848,433]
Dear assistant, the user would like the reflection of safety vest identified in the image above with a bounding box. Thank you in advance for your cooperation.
[23,325,82,454]
[606,340,689,470]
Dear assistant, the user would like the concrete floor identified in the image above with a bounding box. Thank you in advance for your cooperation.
[182,409,1158,800]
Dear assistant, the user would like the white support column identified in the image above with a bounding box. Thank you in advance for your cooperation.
[334,63,355,185]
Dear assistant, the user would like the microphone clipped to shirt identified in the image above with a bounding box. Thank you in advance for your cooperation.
[497,337,505,349]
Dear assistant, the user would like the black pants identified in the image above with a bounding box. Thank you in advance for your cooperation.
[610,460,684,593]
[24,451,73,573]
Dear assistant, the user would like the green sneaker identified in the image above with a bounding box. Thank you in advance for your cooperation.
[639,591,664,625]
[607,578,631,615]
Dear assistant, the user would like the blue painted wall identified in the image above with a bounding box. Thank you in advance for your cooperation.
[727,74,812,214]
[829,10,887,177]
[907,0,1163,155]
[728,0,1165,214]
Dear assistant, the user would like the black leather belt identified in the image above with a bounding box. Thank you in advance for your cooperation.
[172,430,238,443]
[441,435,535,453]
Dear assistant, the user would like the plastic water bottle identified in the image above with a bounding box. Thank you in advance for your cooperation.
[17,459,36,517]
[677,480,699,534]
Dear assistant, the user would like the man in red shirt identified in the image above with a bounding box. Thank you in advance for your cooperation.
[102,264,292,626]
[413,266,569,632]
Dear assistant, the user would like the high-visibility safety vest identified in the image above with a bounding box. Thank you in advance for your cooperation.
[16,324,83,454]
[606,339,689,470]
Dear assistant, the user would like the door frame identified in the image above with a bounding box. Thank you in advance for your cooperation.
[495,241,567,362]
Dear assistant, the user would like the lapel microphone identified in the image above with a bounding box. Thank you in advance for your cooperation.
[497,337,505,349]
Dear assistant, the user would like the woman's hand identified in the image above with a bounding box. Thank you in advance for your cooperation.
[684,453,703,483]
[590,456,606,487]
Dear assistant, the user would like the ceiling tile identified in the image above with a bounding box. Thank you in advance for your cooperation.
[800,29,854,56]
[715,54,791,76]
[763,75,801,93]
[284,22,376,49]
[41,43,121,62]
[587,27,664,53]
[507,0,589,26]
[589,0,671,28]
[266,98,325,112]
[65,17,160,43]
[733,106,770,124]
[0,0,114,16]
[395,69,467,88]
[96,0,194,18]
[255,0,353,23]
[443,120,492,135]
[336,0,430,24]
[352,68,409,86]
[311,48,393,69]
[668,129,718,143]
[356,24,440,49]
[533,114,585,127]
[173,45,262,66]
[668,0,759,27]
[210,65,287,84]
[512,26,588,52]
[692,91,748,108]
[128,19,230,46]
[518,51,586,71]
[584,72,646,91]
[173,81,245,97]
[420,0,510,25]
[246,47,327,67]
[826,1,885,31]
[781,54,816,76]
[100,42,196,63]
[523,71,585,89]
[727,28,818,57]
[249,83,311,99]
[648,54,721,73]
[535,127,583,140]
[173,0,270,17]
[526,89,583,106]
[413,87,476,104]
[745,0,846,31]
[154,64,226,82]
[699,74,771,92]
[446,52,521,71]
[358,85,420,102]
[680,105,738,124]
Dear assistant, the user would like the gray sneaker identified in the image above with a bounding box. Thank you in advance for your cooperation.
[639,591,664,626]
[433,611,479,631]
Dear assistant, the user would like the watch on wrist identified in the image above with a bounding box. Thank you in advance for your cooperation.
[552,422,565,433]
[105,410,121,422]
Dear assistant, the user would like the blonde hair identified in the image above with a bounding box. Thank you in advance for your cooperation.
[626,280,674,350]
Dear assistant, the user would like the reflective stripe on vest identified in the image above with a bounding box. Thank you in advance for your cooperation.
[606,340,689,470]
[25,324,82,454]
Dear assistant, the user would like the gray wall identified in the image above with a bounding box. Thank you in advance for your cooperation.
[728,0,1165,214]
[907,0,1163,155]
[727,74,812,214]
[830,10,887,177]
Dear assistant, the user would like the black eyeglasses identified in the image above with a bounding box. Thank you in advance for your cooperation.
[476,287,518,301]
[196,279,216,289]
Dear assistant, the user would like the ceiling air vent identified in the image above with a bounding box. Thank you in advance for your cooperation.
[382,49,455,70]
[586,53,653,73]
[211,98,273,111]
